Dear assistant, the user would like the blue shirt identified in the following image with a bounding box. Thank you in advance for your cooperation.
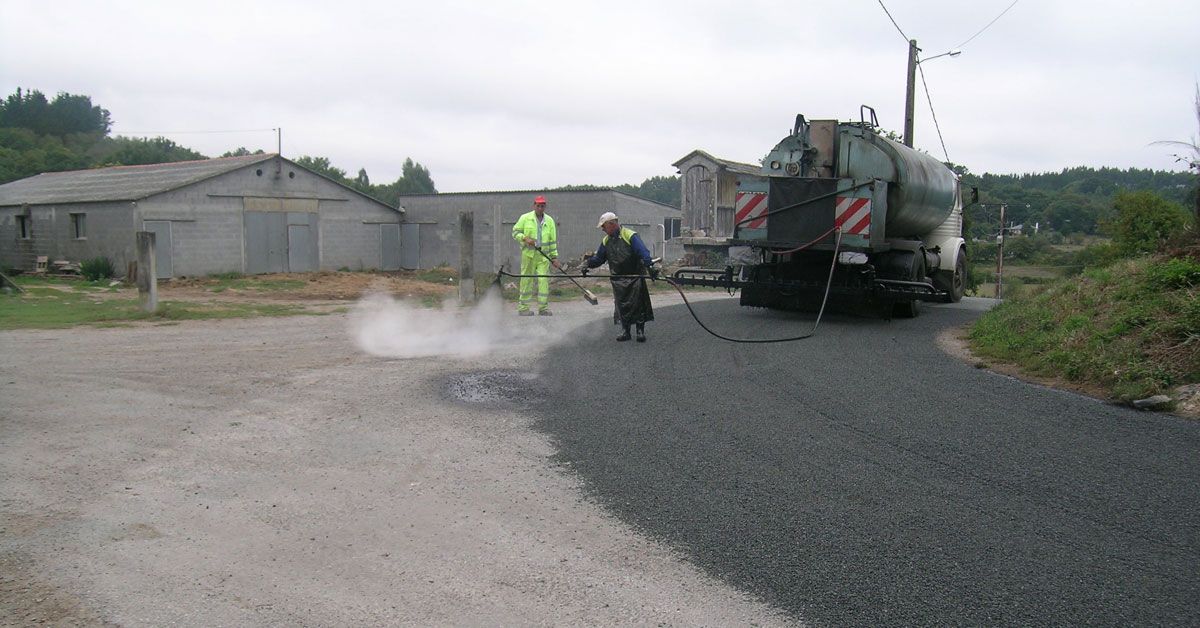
[584,231,653,269]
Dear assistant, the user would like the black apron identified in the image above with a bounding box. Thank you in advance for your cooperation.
[605,232,653,327]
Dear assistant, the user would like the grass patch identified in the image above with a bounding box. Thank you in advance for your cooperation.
[414,265,458,284]
[0,288,315,329]
[206,277,307,293]
[968,255,1199,402]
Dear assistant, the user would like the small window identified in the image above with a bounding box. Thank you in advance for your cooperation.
[663,217,681,240]
[16,215,30,239]
[71,213,86,239]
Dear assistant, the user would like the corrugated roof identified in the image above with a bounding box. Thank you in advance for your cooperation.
[0,153,277,206]
[672,149,763,177]
[397,187,679,211]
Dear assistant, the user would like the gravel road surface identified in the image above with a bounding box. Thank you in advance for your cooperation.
[533,296,1200,626]
[1,293,791,626]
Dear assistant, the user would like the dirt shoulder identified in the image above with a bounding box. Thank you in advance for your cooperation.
[164,270,457,302]
[0,292,791,626]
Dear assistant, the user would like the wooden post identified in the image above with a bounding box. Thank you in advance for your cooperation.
[136,231,158,312]
[459,211,474,305]
[995,204,1006,300]
[492,203,501,272]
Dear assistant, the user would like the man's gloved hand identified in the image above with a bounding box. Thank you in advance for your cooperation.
[648,266,660,280]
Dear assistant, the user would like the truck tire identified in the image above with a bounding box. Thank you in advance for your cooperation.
[934,247,966,303]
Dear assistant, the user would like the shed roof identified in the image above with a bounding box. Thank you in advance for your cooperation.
[398,188,679,211]
[0,153,277,206]
[672,149,762,177]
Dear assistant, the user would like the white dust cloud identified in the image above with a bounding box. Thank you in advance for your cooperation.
[350,288,593,359]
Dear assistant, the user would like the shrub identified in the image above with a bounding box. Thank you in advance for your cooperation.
[1145,257,1200,289]
[1069,241,1122,273]
[80,256,115,281]
[1105,191,1192,255]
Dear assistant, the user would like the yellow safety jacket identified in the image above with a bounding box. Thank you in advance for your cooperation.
[512,211,558,259]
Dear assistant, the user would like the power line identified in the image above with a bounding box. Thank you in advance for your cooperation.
[955,0,1020,49]
[876,0,910,43]
[918,64,950,163]
[115,127,276,136]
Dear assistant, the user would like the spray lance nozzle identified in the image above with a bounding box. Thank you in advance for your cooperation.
[533,246,599,306]
[492,264,505,289]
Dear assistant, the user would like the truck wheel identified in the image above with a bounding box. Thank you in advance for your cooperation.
[934,248,966,303]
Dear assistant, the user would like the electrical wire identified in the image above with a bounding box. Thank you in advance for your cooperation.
[917,64,951,163]
[955,0,1020,49]
[877,0,910,43]
[115,128,276,136]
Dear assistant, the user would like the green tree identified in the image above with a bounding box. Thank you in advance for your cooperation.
[351,168,372,194]
[220,147,265,157]
[1042,192,1108,235]
[47,93,112,135]
[1105,190,1192,255]
[635,175,680,207]
[96,136,205,166]
[394,157,436,194]
[0,88,110,137]
[293,155,349,183]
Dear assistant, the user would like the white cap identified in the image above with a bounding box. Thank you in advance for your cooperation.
[596,212,618,228]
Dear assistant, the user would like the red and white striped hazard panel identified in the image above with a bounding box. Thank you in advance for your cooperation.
[835,196,872,236]
[735,192,768,229]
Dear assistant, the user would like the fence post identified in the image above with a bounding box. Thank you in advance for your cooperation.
[459,211,474,305]
[136,231,157,312]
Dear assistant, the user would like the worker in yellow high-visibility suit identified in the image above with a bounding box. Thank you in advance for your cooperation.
[512,195,561,316]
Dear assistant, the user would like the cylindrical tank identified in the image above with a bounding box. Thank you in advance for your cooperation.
[836,126,957,236]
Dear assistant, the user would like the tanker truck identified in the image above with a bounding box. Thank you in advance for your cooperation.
[674,109,972,317]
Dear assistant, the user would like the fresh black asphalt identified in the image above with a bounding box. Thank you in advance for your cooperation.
[531,297,1200,626]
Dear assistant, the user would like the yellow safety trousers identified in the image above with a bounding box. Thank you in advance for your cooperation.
[518,251,551,312]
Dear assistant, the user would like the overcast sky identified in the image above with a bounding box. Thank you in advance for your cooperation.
[2,0,1198,192]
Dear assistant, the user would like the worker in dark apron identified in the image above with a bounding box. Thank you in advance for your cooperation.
[581,212,658,342]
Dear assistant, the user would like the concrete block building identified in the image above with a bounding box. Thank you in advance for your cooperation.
[0,154,404,278]
[398,189,683,273]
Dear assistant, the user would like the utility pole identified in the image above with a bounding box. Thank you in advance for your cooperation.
[904,39,919,147]
[995,203,1006,299]
[903,42,959,148]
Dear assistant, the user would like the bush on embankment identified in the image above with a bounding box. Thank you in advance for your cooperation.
[968,250,1199,404]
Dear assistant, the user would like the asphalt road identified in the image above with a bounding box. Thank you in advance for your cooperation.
[531,296,1200,626]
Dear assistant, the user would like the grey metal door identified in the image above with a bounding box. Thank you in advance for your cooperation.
[400,223,420,269]
[380,224,400,271]
[244,212,286,274]
[287,212,318,272]
[142,220,172,279]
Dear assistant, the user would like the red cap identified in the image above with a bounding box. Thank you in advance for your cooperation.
[534,195,547,205]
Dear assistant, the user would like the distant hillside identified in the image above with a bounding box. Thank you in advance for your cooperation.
[963,166,1195,238]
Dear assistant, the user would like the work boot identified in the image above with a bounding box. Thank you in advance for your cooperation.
[635,324,646,343]
[616,327,632,342]
[538,309,553,316]
[518,310,534,317]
